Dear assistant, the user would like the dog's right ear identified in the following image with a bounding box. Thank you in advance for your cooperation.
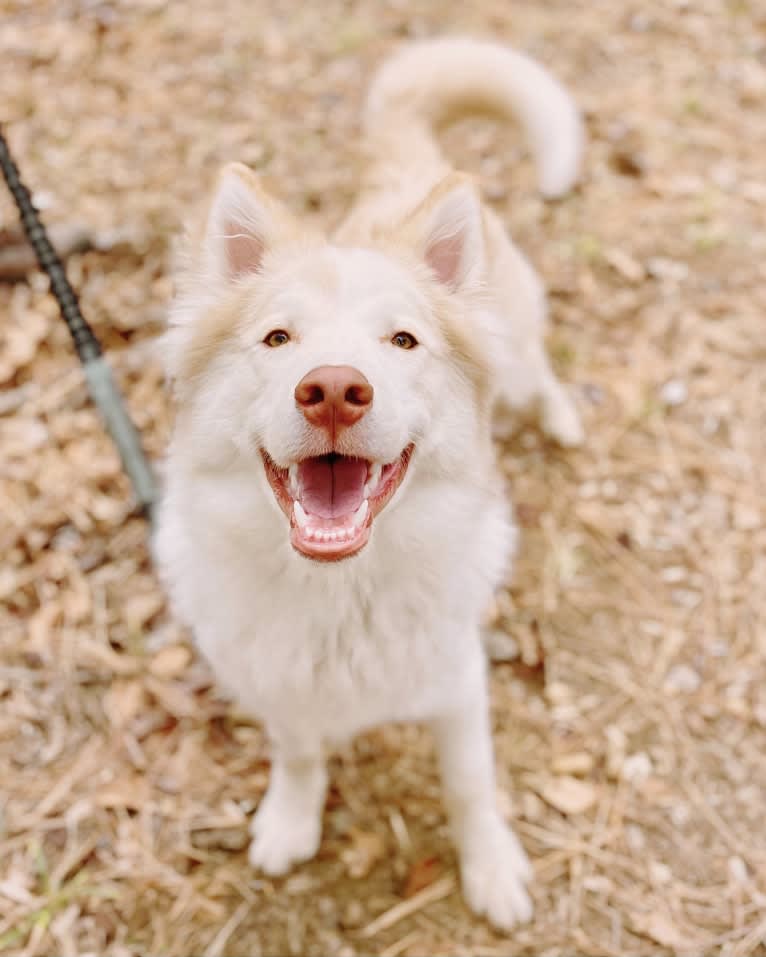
[203,163,298,282]
[398,173,485,293]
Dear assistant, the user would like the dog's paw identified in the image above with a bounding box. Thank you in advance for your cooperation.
[459,817,534,931]
[248,794,321,876]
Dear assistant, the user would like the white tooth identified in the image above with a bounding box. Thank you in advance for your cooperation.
[288,464,299,496]
[322,531,332,542]
[353,499,369,528]
[293,501,309,529]
[364,462,382,497]
[328,530,338,541]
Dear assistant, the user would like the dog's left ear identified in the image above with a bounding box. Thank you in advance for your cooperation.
[203,163,299,281]
[405,174,485,291]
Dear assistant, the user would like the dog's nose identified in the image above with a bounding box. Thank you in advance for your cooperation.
[295,365,373,434]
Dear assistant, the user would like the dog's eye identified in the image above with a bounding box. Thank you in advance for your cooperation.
[264,329,290,348]
[391,331,418,350]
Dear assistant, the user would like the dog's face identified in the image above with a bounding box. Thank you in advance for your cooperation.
[167,164,493,562]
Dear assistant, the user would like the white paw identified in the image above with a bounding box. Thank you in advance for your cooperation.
[248,793,321,876]
[459,818,534,931]
[542,391,584,448]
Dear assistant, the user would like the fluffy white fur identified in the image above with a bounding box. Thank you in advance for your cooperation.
[155,37,584,929]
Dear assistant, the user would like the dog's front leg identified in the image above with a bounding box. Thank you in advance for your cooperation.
[431,667,533,930]
[248,726,327,876]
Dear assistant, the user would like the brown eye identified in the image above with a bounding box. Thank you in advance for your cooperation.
[391,331,418,350]
[264,329,290,348]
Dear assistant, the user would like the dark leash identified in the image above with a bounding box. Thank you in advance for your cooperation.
[0,125,157,520]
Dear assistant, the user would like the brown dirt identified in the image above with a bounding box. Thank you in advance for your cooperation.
[1,0,765,954]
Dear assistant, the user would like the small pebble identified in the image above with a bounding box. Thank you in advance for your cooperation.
[728,856,749,885]
[284,873,317,895]
[649,860,673,885]
[660,566,686,583]
[663,664,702,693]
[647,257,689,282]
[483,628,520,662]
[604,247,645,282]
[659,379,688,406]
[626,824,645,852]
[340,900,365,929]
[671,588,701,609]
[621,752,652,784]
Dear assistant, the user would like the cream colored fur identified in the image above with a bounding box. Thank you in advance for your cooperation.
[155,37,585,930]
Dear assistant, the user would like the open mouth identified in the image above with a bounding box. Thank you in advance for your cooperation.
[262,445,414,561]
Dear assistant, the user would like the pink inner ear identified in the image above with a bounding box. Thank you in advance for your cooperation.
[224,219,265,278]
[424,232,464,288]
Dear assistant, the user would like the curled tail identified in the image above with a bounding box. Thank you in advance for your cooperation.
[363,37,584,199]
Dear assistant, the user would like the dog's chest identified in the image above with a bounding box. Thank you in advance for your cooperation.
[159,472,514,738]
[194,547,481,737]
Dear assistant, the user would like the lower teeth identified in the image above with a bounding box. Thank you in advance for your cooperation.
[295,498,370,544]
[303,527,355,542]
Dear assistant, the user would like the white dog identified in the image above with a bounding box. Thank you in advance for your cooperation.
[155,37,584,929]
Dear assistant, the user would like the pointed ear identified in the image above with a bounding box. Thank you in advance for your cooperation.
[409,175,485,291]
[204,163,297,281]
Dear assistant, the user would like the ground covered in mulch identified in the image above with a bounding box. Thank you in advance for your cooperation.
[1,0,765,954]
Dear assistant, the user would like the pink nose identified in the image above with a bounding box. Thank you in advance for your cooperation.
[295,365,373,436]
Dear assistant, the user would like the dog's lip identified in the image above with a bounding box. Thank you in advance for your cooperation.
[261,445,414,562]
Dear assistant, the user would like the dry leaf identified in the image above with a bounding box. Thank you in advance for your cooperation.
[551,752,595,776]
[341,827,386,879]
[0,311,48,384]
[61,572,92,623]
[537,776,598,815]
[26,601,61,655]
[403,856,442,898]
[604,247,645,283]
[145,675,200,718]
[124,592,165,631]
[75,637,140,677]
[103,679,146,729]
[190,826,249,852]
[0,870,36,906]
[0,6,764,955]
[149,644,192,679]
[96,775,150,811]
[631,909,691,950]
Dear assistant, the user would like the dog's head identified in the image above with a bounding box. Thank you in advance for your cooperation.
[166,163,497,562]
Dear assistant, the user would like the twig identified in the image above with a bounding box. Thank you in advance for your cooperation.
[360,875,456,938]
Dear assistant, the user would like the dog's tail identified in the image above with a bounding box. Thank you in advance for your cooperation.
[363,37,583,199]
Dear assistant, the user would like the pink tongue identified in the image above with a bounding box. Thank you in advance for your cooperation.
[297,456,367,519]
